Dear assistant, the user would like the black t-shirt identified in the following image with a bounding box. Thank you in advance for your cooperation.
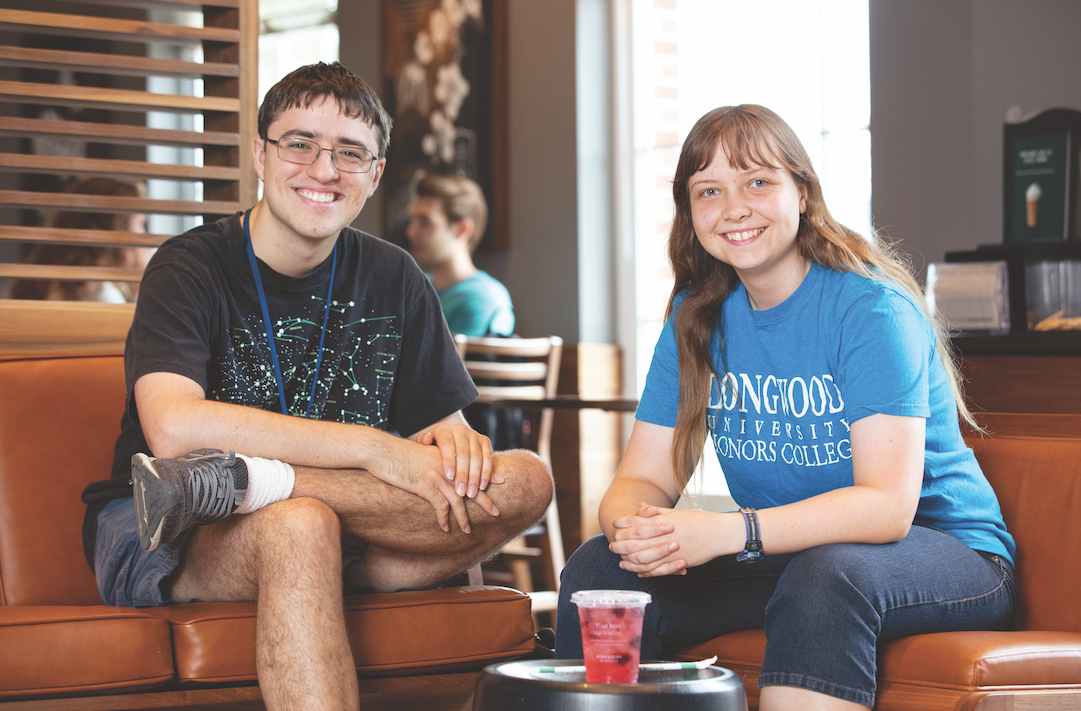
[83,213,477,562]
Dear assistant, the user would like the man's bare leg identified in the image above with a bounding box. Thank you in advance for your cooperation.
[292,449,553,591]
[160,448,551,709]
[167,497,359,711]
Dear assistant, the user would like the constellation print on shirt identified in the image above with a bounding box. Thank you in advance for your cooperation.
[208,298,403,430]
[331,313,402,427]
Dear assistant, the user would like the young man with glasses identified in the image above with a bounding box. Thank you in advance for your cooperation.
[82,62,552,711]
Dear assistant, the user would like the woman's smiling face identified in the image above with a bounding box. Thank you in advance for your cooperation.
[688,143,808,308]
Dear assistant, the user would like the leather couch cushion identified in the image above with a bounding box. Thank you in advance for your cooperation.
[678,627,1081,691]
[677,628,767,669]
[153,586,535,684]
[880,630,1081,688]
[0,605,173,700]
[968,431,1081,634]
[0,355,125,607]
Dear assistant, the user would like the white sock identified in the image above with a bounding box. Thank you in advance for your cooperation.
[233,455,295,515]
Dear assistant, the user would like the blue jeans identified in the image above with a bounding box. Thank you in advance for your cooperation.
[95,498,193,607]
[556,525,1016,708]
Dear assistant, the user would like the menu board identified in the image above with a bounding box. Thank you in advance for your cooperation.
[1008,132,1070,243]
[1003,109,1081,245]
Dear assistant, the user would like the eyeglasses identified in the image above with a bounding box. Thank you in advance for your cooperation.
[265,136,378,173]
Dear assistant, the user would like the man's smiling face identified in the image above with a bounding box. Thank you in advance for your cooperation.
[254,95,385,248]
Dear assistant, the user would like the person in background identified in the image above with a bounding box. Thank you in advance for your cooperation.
[9,177,151,302]
[406,174,514,336]
[556,104,1016,711]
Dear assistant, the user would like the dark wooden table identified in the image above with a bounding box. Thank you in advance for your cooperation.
[484,395,639,412]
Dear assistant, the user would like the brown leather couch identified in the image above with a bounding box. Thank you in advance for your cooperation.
[0,353,535,710]
[672,411,1081,710]
[4,353,1080,711]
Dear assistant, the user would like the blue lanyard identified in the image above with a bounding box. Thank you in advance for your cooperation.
[243,209,336,418]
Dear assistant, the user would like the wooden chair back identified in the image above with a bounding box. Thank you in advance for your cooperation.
[455,334,563,462]
[454,334,566,614]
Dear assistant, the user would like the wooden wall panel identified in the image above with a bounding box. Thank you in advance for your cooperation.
[552,343,625,558]
[960,355,1081,414]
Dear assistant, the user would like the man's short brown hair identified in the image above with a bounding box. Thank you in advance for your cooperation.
[415,175,488,252]
[258,62,393,158]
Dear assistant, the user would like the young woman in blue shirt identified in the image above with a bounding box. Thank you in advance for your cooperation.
[555,105,1016,711]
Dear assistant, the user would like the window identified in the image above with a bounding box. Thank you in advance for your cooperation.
[255,0,340,205]
[146,8,206,237]
[629,0,871,498]
[258,0,341,106]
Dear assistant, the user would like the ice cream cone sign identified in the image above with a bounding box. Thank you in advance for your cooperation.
[1026,182,1042,228]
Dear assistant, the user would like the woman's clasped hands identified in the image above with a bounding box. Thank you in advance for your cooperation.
[609,503,743,578]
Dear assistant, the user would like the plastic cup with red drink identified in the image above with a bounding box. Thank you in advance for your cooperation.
[570,589,652,683]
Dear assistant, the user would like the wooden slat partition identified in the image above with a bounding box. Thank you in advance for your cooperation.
[0,191,240,217]
[0,79,240,114]
[0,263,146,283]
[0,46,239,80]
[62,0,241,9]
[0,116,239,149]
[0,0,257,354]
[0,153,240,182]
[0,226,166,248]
[0,10,240,45]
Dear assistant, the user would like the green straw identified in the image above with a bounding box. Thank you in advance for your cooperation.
[535,655,717,674]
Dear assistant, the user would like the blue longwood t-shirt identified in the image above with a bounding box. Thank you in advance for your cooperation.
[637,263,1015,564]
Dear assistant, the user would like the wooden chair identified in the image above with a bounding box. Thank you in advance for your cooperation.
[455,334,566,619]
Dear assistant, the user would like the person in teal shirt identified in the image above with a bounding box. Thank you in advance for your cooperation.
[406,175,514,336]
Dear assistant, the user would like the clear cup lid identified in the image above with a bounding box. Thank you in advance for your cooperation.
[569,589,652,607]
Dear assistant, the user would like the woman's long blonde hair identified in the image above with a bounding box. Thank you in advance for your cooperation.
[665,104,975,489]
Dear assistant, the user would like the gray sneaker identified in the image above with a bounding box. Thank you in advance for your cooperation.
[131,449,247,552]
